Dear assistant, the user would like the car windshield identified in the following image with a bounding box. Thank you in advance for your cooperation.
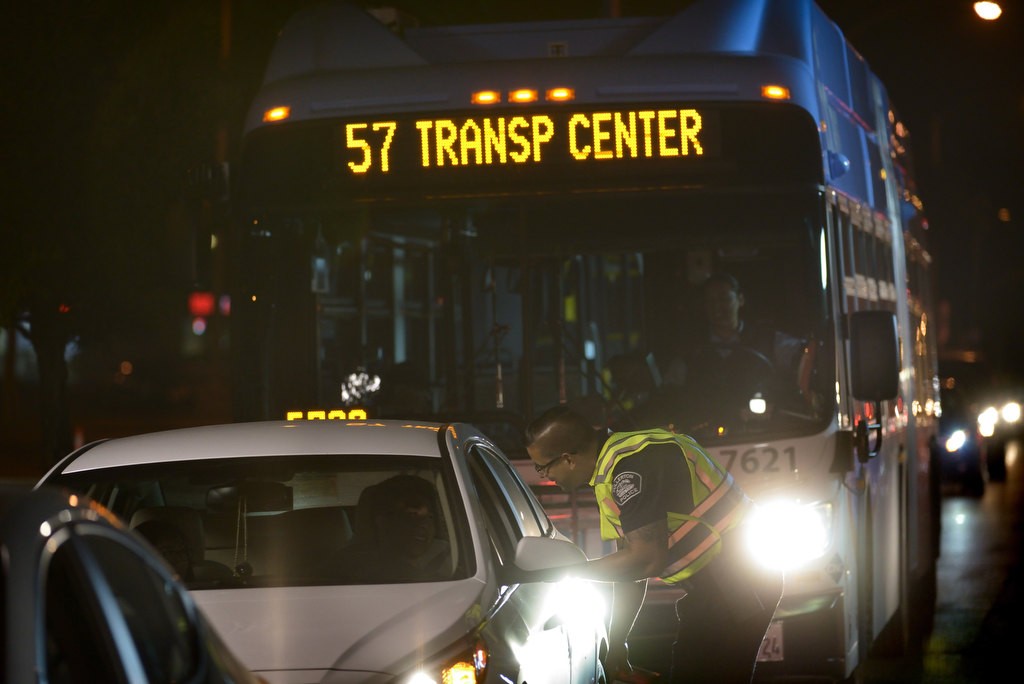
[54,455,472,588]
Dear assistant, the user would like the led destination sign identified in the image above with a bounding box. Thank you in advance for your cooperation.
[241,103,820,203]
[343,107,714,176]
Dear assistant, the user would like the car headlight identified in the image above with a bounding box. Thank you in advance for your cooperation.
[946,429,969,451]
[543,578,606,630]
[977,407,998,437]
[400,639,488,684]
[744,500,832,572]
[1000,401,1021,425]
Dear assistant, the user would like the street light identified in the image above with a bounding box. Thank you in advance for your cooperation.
[974,2,1003,20]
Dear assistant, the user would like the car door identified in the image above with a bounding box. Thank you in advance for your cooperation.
[467,441,602,684]
[34,520,252,684]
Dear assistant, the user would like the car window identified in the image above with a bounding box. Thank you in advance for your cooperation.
[54,455,472,587]
[83,533,200,681]
[466,444,555,566]
[45,528,200,683]
[476,445,551,538]
[467,450,519,564]
[45,537,124,683]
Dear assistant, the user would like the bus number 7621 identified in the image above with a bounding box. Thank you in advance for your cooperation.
[718,446,797,474]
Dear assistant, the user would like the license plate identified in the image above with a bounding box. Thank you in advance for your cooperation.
[757,620,784,662]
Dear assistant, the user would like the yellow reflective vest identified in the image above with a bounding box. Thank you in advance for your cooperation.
[590,428,751,583]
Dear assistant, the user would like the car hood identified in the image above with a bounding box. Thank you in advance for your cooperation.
[194,578,491,679]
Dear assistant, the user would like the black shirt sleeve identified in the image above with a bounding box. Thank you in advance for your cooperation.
[611,441,695,534]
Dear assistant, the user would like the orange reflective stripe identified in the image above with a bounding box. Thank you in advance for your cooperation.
[662,505,747,580]
[688,443,725,492]
[596,493,623,539]
[662,533,719,578]
[598,493,620,519]
[667,476,739,545]
[668,484,746,547]
[667,516,701,546]
[692,466,716,493]
[691,473,735,517]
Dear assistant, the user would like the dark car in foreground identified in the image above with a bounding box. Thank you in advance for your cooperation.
[1,482,262,683]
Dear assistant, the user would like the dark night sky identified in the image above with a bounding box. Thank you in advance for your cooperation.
[816,0,1024,377]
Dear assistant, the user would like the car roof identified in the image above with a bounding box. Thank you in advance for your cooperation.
[54,420,462,474]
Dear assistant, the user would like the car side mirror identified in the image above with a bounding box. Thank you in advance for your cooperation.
[513,536,587,571]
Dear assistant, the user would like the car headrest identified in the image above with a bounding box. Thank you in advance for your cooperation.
[130,506,206,562]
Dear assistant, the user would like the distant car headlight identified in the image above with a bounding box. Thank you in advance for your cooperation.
[977,406,999,437]
[744,501,832,572]
[946,429,970,451]
[401,639,487,684]
[1000,401,1021,425]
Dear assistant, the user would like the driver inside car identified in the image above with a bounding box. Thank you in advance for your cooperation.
[321,474,451,583]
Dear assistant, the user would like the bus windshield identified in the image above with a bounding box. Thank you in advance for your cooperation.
[235,181,833,447]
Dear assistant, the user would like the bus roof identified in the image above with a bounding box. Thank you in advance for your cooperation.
[247,0,843,133]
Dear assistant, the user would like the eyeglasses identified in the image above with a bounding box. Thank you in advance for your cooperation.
[534,453,568,478]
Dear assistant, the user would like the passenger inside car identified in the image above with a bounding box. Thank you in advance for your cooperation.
[133,518,194,581]
[130,506,234,587]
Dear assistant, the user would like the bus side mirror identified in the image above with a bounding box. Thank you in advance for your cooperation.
[850,311,899,462]
[849,310,899,402]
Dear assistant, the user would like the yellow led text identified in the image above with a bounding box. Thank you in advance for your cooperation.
[416,115,556,167]
[568,109,703,160]
[347,122,397,173]
[286,408,369,421]
[342,107,705,174]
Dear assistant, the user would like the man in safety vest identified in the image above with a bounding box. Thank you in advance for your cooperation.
[524,405,783,684]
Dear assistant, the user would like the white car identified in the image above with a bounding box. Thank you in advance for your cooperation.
[39,419,610,684]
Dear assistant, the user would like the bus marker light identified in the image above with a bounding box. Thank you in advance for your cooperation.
[263,106,291,123]
[471,90,501,105]
[509,88,538,103]
[760,85,790,100]
[545,87,575,102]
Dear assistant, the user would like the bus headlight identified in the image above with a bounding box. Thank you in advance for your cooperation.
[744,501,832,572]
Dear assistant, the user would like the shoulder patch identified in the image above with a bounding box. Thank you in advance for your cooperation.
[612,470,643,506]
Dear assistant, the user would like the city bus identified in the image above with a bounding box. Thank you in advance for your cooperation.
[223,0,941,680]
